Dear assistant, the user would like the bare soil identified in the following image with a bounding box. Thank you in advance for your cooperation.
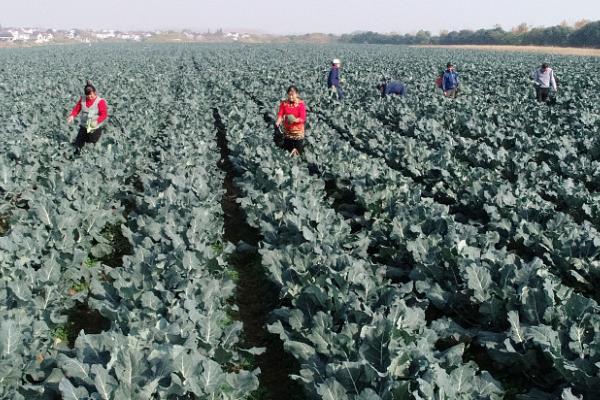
[213,108,305,400]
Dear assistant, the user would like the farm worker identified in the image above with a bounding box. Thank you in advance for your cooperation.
[327,58,345,100]
[442,62,460,98]
[377,80,407,97]
[275,85,307,157]
[531,62,557,102]
[67,80,108,151]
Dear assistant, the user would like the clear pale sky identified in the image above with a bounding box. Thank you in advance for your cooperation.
[2,0,599,34]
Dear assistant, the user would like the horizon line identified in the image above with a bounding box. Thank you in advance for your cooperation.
[0,18,595,36]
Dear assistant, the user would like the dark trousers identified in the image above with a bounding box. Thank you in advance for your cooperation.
[283,137,304,154]
[536,87,550,102]
[273,125,284,147]
[74,126,103,151]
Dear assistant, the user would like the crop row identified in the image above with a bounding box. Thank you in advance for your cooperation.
[0,48,259,399]
[219,50,599,398]
[208,82,508,398]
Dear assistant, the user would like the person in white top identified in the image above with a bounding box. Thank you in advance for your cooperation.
[532,63,558,102]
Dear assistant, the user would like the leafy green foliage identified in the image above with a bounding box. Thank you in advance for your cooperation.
[2,43,600,399]
[0,45,259,399]
[219,44,600,399]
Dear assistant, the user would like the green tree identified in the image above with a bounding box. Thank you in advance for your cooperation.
[569,21,600,47]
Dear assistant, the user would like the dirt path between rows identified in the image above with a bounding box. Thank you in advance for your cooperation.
[213,108,305,400]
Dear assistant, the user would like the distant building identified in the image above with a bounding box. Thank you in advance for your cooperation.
[95,30,116,40]
[0,26,255,45]
[8,30,22,40]
[117,32,141,41]
[11,28,34,41]
[0,31,15,41]
[33,31,53,43]
[223,32,251,41]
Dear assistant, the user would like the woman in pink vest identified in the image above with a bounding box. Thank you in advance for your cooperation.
[275,85,306,156]
[67,81,108,151]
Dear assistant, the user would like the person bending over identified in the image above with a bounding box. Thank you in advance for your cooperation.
[377,80,407,97]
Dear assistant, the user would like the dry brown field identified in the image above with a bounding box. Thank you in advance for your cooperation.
[415,44,600,57]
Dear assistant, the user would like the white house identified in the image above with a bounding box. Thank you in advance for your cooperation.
[8,30,23,40]
[34,32,54,43]
[95,30,116,40]
[117,33,141,41]
[14,28,34,40]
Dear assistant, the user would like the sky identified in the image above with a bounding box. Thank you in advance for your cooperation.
[2,0,599,35]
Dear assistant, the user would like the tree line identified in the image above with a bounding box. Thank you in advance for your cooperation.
[340,20,600,48]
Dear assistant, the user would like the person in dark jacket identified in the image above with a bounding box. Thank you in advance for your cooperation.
[67,80,108,151]
[377,80,407,97]
[442,62,460,98]
[327,58,344,100]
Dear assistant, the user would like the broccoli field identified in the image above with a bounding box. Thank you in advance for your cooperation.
[1,44,600,400]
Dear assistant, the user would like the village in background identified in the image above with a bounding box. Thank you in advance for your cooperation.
[0,26,337,46]
[1,19,598,49]
[0,19,600,55]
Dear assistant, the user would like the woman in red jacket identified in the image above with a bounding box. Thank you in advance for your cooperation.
[67,81,108,151]
[275,85,306,156]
